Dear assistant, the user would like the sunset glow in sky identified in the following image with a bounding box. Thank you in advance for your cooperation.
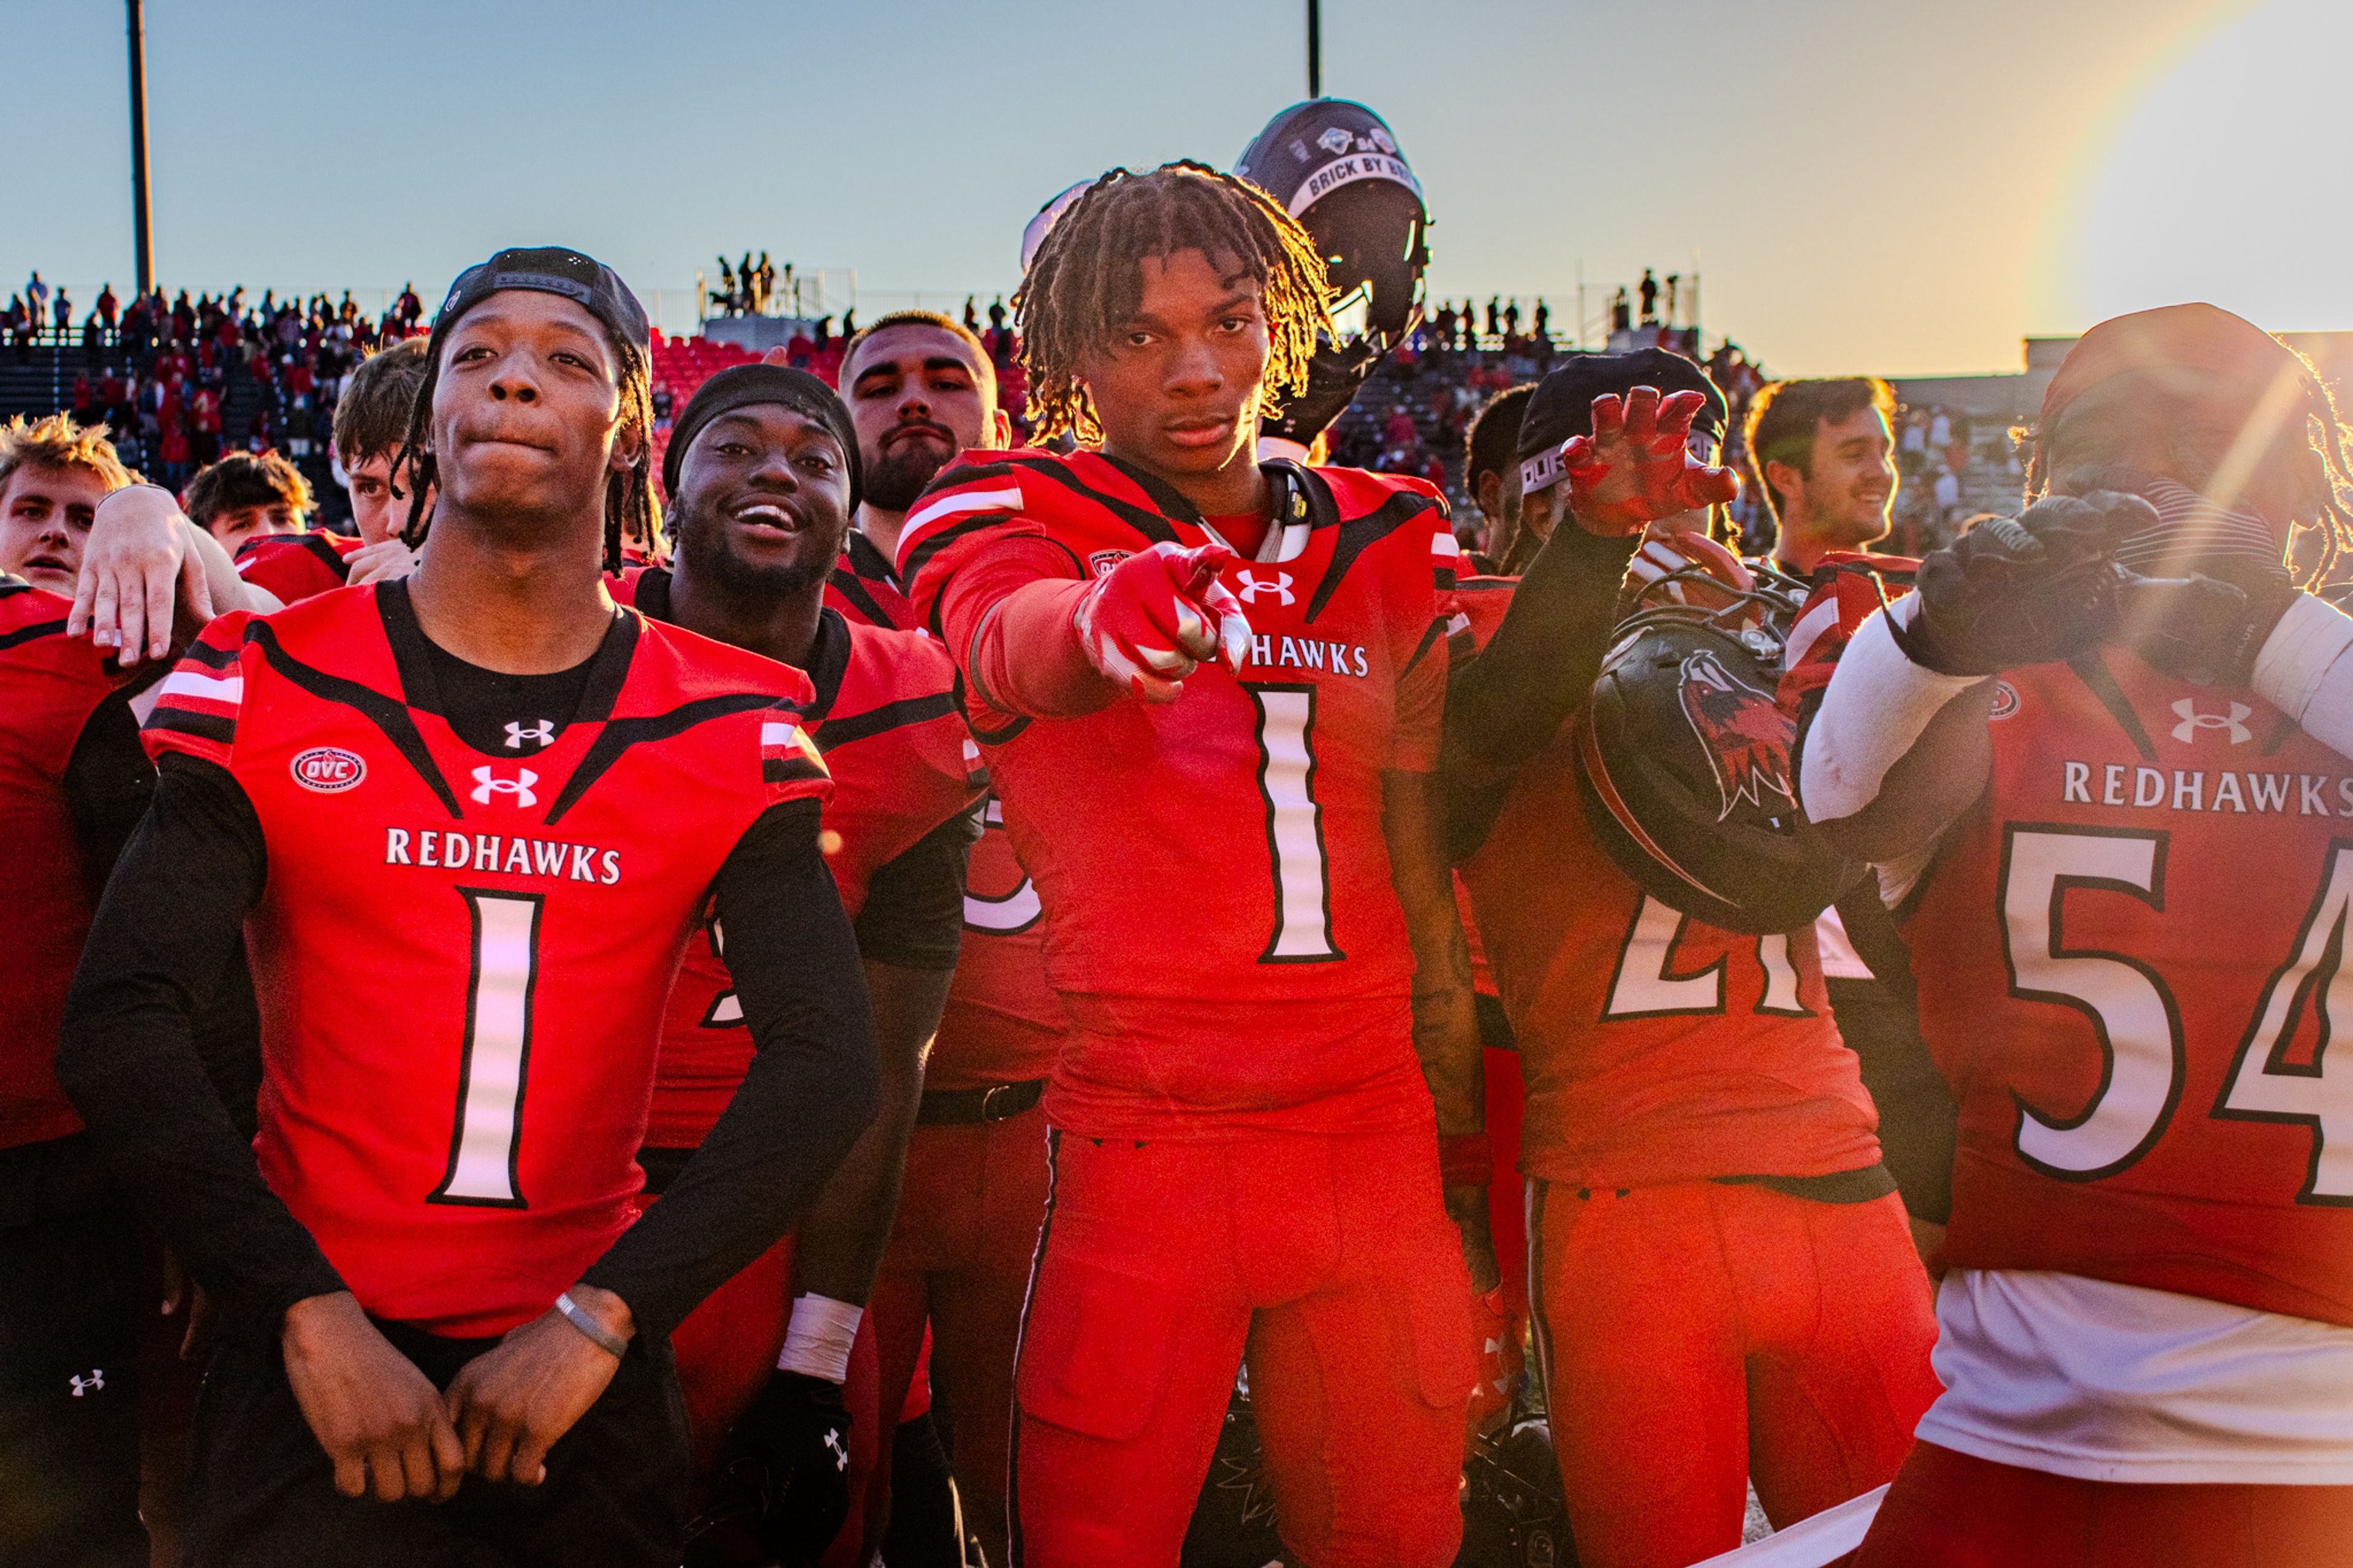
[6,0,2341,377]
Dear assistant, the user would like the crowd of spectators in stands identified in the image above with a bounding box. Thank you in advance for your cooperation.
[8,265,2014,566]
[7,269,432,520]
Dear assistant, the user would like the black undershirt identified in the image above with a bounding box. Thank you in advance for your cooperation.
[57,636,879,1344]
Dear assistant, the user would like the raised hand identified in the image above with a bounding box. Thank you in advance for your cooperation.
[1072,540,1252,703]
[1893,490,2156,675]
[1558,387,1741,537]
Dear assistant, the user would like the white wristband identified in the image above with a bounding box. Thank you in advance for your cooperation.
[2253,593,2353,727]
[1798,602,1981,824]
[777,1293,862,1383]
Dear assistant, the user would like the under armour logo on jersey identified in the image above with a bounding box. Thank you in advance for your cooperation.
[1234,570,1295,607]
[470,766,539,807]
[504,719,556,751]
[2172,699,2252,745]
[68,1370,104,1396]
[825,1428,849,1471]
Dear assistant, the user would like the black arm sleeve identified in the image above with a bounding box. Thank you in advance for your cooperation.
[582,798,881,1342]
[61,687,157,898]
[851,809,979,971]
[1443,526,1641,769]
[1439,528,1641,862]
[1826,889,1957,1224]
[55,753,347,1326]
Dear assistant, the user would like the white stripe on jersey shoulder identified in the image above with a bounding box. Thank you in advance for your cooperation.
[759,719,806,749]
[896,483,1025,572]
[158,668,244,704]
[1431,530,1462,559]
[1783,595,1840,675]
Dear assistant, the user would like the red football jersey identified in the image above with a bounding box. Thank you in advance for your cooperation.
[236,528,365,605]
[1452,579,1881,1189]
[1898,645,2353,1327]
[926,792,1067,1091]
[901,450,1457,1138]
[615,569,984,1148]
[0,580,126,1149]
[142,586,830,1336]
[826,529,917,631]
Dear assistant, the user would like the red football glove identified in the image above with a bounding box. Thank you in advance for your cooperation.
[1070,541,1252,703]
[1557,386,1742,537]
[1464,1285,1524,1436]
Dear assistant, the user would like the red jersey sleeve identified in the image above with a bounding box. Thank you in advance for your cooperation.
[142,613,254,770]
[759,693,832,809]
[1778,551,1917,713]
[236,531,359,605]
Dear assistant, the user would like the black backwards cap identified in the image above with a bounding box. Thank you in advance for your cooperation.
[663,364,863,513]
[1517,349,1729,496]
[432,246,650,358]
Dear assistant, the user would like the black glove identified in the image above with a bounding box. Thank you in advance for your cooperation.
[1892,491,2156,675]
[2118,555,2297,687]
[711,1371,853,1566]
[1261,334,1382,449]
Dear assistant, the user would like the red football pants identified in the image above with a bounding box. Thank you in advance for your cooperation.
[866,1104,1053,1566]
[1529,1180,1940,1568]
[627,1195,882,1568]
[1013,1126,1474,1568]
[1854,1441,2353,1568]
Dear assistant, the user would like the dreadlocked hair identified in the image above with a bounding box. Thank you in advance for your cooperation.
[2021,354,2353,587]
[1015,161,1333,445]
[392,319,654,575]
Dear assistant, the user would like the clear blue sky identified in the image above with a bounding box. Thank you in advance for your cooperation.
[7,0,2342,376]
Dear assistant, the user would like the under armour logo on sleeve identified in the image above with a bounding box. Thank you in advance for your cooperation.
[505,719,557,750]
[68,1370,105,1396]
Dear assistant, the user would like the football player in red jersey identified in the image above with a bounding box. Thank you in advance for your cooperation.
[1797,305,2353,1566]
[56,248,880,1568]
[898,164,1489,1568]
[825,310,1011,631]
[1444,352,1941,1568]
[0,414,177,1568]
[610,363,982,1564]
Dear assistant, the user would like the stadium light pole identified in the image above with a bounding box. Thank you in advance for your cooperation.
[1307,0,1320,97]
[127,0,153,295]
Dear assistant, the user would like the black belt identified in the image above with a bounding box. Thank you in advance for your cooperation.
[916,1078,1045,1126]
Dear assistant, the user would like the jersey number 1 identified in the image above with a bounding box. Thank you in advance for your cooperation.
[1248,685,1341,963]
[430,890,542,1207]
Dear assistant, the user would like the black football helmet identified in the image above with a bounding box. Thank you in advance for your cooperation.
[1572,558,1867,936]
[1235,99,1431,447]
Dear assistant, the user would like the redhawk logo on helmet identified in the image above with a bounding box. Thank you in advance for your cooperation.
[1675,648,1800,822]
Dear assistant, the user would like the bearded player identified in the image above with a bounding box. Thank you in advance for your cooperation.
[56,249,879,1567]
[1444,351,1941,1568]
[898,162,1488,1568]
[612,364,980,1564]
[1797,304,2353,1566]
[825,311,1011,630]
